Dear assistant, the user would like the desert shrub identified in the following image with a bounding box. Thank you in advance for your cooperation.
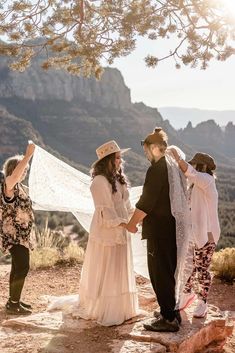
[217,236,235,250]
[30,242,84,270]
[30,247,60,270]
[211,247,235,283]
[35,211,80,229]
[32,220,69,250]
[71,223,86,236]
[56,243,84,266]
[30,222,84,270]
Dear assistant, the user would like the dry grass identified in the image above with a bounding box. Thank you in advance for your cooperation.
[30,221,84,270]
[61,243,84,265]
[30,247,61,270]
[30,242,84,270]
[32,219,68,249]
[211,247,235,283]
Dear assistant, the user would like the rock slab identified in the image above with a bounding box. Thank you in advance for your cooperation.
[2,304,234,353]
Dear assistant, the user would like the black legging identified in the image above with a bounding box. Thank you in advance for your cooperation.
[147,230,177,321]
[9,244,30,302]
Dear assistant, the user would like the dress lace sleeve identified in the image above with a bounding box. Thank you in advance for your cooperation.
[90,176,127,228]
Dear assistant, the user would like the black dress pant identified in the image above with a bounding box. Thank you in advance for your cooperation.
[9,244,30,302]
[147,228,177,321]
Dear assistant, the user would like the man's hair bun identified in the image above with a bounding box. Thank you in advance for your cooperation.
[142,127,168,149]
[154,127,162,133]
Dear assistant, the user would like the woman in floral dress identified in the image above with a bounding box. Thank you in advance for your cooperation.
[0,142,35,315]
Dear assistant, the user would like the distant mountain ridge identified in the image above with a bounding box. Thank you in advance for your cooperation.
[178,120,235,161]
[159,107,235,129]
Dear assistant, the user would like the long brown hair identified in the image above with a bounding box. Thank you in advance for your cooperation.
[194,163,214,176]
[91,153,128,193]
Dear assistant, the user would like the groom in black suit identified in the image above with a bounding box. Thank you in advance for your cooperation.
[126,128,181,332]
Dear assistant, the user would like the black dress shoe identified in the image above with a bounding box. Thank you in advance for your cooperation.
[6,299,32,310]
[20,301,32,309]
[144,317,180,332]
[153,310,182,325]
[6,302,32,315]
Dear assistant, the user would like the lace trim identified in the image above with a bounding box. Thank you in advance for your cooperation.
[165,147,193,306]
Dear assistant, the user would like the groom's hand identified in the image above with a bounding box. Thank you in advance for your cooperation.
[126,223,138,233]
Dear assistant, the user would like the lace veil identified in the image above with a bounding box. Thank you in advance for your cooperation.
[165,147,194,305]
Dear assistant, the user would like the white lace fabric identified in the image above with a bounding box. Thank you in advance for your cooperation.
[165,147,194,305]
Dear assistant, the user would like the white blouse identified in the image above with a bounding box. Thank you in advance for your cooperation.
[185,164,220,249]
[89,175,133,246]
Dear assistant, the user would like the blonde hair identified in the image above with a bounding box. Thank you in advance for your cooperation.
[3,155,24,177]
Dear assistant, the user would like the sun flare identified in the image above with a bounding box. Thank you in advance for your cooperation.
[220,0,235,13]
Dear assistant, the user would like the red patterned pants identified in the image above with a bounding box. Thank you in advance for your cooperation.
[184,241,216,301]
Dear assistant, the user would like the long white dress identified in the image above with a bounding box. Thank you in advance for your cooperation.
[76,175,139,326]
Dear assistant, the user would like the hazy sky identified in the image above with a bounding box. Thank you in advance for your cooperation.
[111,0,235,113]
[1,0,235,117]
[113,37,235,112]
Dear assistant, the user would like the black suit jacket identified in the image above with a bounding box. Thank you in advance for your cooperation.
[136,156,175,239]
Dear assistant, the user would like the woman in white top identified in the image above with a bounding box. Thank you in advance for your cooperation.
[77,140,138,326]
[169,150,220,318]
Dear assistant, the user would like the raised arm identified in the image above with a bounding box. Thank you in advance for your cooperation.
[169,147,212,190]
[5,143,35,194]
[168,147,188,173]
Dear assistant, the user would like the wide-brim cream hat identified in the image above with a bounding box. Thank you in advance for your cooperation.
[91,140,130,168]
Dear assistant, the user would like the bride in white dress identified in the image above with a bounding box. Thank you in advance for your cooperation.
[72,140,138,326]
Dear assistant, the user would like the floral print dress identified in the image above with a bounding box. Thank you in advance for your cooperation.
[0,182,34,253]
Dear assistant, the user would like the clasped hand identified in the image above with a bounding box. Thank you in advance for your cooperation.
[120,222,138,234]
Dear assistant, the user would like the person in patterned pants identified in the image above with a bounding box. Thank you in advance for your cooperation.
[169,150,220,318]
[184,242,216,302]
